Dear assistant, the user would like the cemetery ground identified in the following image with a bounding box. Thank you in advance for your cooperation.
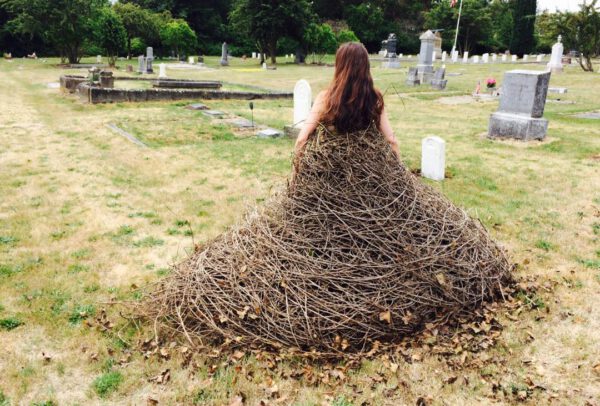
[0,56,599,406]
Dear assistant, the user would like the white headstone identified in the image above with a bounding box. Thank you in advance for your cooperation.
[523,54,529,62]
[502,54,507,63]
[492,53,497,62]
[432,51,436,61]
[482,53,489,63]
[511,55,517,63]
[293,79,312,128]
[536,54,543,62]
[547,35,564,73]
[451,51,458,63]
[262,62,267,70]
[188,56,195,64]
[96,55,101,63]
[473,55,480,64]
[421,136,445,181]
[441,51,447,62]
[252,52,257,58]
[158,63,167,79]
[462,52,469,63]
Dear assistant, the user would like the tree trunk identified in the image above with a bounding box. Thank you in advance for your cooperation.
[269,40,277,64]
[127,37,132,59]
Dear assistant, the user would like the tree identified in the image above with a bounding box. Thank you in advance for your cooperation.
[229,0,313,64]
[344,2,387,51]
[510,0,537,56]
[113,2,160,57]
[96,8,127,66]
[160,19,197,59]
[554,0,600,72]
[304,23,338,63]
[336,29,360,44]
[0,0,106,63]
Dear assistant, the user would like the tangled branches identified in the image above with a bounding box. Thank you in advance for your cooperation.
[145,125,513,353]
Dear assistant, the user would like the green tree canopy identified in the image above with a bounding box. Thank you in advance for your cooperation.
[95,7,127,66]
[510,0,537,56]
[304,23,338,63]
[160,18,197,59]
[229,0,313,64]
[0,0,107,63]
[114,2,161,57]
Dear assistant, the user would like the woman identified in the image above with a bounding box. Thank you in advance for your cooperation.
[149,43,511,353]
[294,42,399,160]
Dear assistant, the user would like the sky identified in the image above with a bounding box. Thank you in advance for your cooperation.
[537,0,585,12]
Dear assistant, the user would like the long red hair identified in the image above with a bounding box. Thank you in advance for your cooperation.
[320,42,384,133]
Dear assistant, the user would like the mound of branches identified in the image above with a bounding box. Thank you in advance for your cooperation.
[145,126,513,353]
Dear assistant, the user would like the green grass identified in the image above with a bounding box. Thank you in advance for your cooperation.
[92,371,123,398]
[0,317,23,331]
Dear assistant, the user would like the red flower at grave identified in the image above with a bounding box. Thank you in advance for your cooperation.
[486,77,497,88]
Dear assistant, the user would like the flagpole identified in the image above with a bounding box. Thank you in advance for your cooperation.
[451,0,464,56]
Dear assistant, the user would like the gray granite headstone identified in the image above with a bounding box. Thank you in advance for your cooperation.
[146,47,154,73]
[430,67,447,90]
[220,42,229,66]
[137,55,146,74]
[406,67,420,86]
[488,70,551,141]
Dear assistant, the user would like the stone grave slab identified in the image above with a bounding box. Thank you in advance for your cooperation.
[548,87,568,94]
[203,110,225,118]
[186,103,209,111]
[257,128,283,138]
[230,118,254,128]
[574,111,600,119]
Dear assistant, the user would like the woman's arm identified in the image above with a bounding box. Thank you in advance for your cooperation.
[379,107,400,159]
[294,90,327,158]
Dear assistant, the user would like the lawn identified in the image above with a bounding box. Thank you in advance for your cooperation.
[0,55,599,405]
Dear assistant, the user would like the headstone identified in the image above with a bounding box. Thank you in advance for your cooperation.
[430,67,447,90]
[441,51,447,62]
[294,48,306,64]
[262,62,267,70]
[96,55,101,63]
[462,52,469,63]
[406,67,421,86]
[231,118,254,128]
[126,64,133,72]
[548,87,567,94]
[511,55,517,63]
[188,56,195,64]
[417,30,436,84]
[502,54,507,63]
[536,54,543,62]
[158,63,167,79]
[432,51,437,61]
[433,32,443,59]
[451,51,458,63]
[99,71,114,88]
[146,47,154,73]
[488,70,551,140]
[382,33,398,58]
[252,52,257,59]
[473,55,480,64]
[293,79,312,128]
[482,53,489,63]
[523,54,529,62]
[220,42,229,66]
[137,55,146,74]
[547,35,564,73]
[421,136,445,181]
[203,110,226,118]
[257,128,283,138]
[492,54,497,62]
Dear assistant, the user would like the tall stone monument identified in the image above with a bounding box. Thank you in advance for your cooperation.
[146,47,154,73]
[220,42,229,66]
[488,70,551,141]
[381,33,400,69]
[433,31,443,59]
[547,35,564,73]
[417,30,436,84]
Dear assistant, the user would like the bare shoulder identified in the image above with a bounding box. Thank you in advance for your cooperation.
[315,90,328,103]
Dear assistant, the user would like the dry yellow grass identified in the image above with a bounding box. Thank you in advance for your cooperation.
[0,56,599,405]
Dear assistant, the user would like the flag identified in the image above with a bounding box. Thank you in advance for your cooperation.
[450,0,457,7]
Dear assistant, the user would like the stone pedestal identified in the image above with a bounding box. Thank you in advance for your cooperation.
[99,71,114,88]
[488,70,551,141]
[488,112,548,140]
[417,30,435,84]
[146,47,154,73]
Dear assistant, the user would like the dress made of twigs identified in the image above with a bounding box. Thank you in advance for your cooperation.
[151,124,512,352]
